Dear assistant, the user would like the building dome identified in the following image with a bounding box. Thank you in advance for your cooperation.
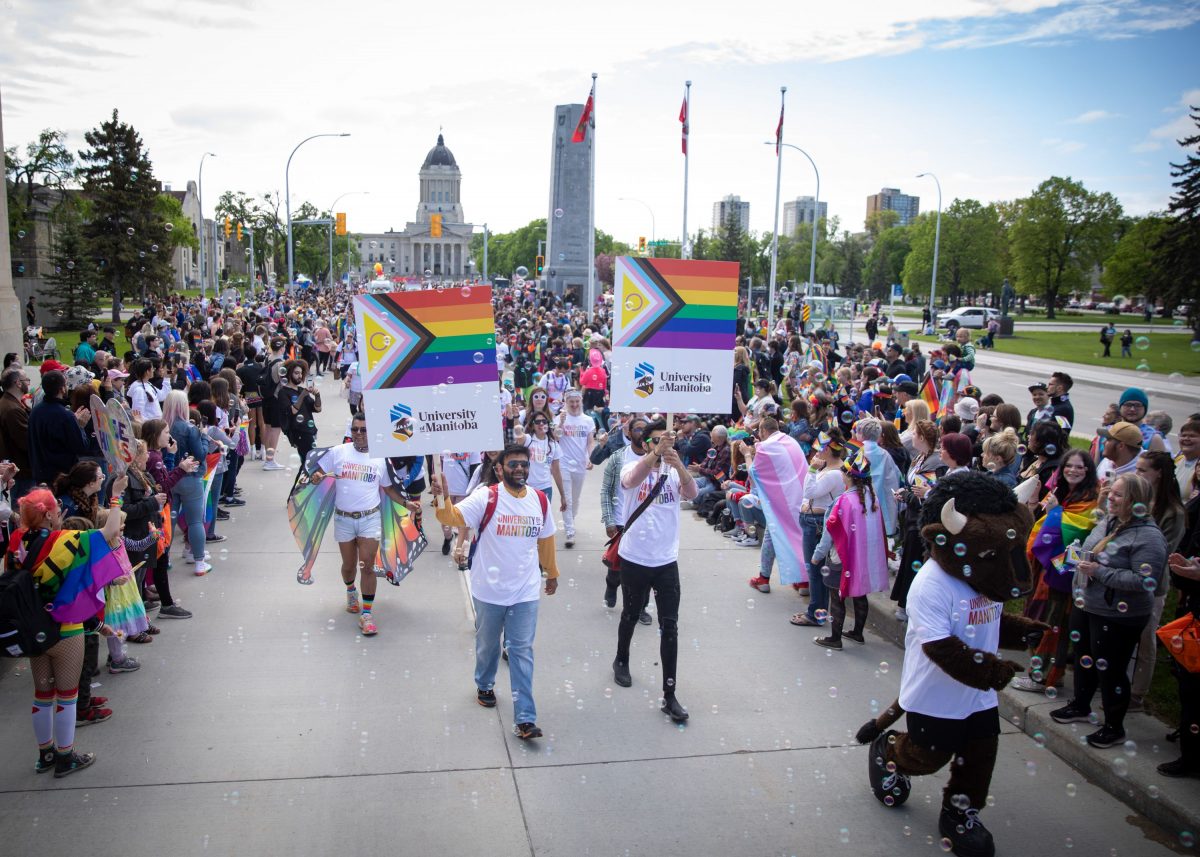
[422,134,457,168]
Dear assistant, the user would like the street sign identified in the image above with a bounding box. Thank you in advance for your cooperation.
[892,283,904,299]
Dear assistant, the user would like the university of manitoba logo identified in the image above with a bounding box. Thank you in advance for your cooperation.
[634,362,655,398]
[389,402,415,442]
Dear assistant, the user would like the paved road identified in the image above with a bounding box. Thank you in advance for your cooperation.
[0,375,1189,856]
[877,315,1192,335]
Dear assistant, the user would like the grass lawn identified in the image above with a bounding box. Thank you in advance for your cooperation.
[889,308,1191,327]
[911,330,1200,377]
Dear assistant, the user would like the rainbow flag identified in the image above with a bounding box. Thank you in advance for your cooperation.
[1030,504,1098,593]
[749,432,809,584]
[955,368,972,393]
[20,529,125,624]
[937,379,954,419]
[354,287,498,389]
[613,258,738,350]
[921,376,939,415]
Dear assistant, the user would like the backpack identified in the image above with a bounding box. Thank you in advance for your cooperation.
[466,484,549,570]
[261,357,284,401]
[0,532,61,658]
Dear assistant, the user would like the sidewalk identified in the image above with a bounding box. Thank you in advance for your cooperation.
[864,589,1200,839]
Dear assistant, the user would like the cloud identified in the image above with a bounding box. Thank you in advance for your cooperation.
[1132,89,1199,151]
[1131,140,1162,153]
[1041,137,1086,154]
[1070,109,1119,123]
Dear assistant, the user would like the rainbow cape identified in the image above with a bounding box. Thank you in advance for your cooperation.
[17,529,125,624]
[288,447,427,585]
[1028,502,1098,593]
[748,432,809,585]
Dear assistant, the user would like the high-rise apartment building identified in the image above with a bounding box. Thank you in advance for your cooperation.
[712,194,750,233]
[866,187,920,227]
[782,196,828,236]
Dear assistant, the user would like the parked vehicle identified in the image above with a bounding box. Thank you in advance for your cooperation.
[936,306,1000,332]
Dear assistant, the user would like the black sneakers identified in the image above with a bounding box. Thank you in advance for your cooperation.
[514,722,543,740]
[441,538,452,556]
[938,806,995,857]
[613,658,632,687]
[868,730,911,807]
[1049,704,1092,724]
[54,750,96,779]
[604,585,617,608]
[35,747,56,774]
[1085,724,1126,749]
[476,688,497,708]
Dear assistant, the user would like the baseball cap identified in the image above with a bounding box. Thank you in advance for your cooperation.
[1100,421,1142,448]
[897,381,919,397]
[40,359,69,375]
[1028,382,1048,392]
[107,368,130,380]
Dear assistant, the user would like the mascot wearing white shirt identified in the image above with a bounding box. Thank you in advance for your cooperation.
[855,471,1046,857]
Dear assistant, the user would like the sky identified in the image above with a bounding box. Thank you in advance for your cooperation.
[2,0,1197,246]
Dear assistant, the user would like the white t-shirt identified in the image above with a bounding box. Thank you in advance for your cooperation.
[617,461,682,566]
[557,412,594,473]
[495,341,510,370]
[523,435,561,490]
[899,558,1003,719]
[317,444,393,512]
[458,484,556,606]
[441,451,481,497]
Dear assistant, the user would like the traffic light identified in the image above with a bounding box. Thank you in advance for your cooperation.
[224,217,231,239]
[638,236,646,252]
[535,255,545,275]
[335,212,347,236]
[236,222,243,241]
[430,213,442,238]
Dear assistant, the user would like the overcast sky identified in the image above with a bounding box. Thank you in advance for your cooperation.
[2,0,1197,244]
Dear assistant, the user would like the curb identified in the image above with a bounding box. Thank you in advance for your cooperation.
[864,590,1200,840]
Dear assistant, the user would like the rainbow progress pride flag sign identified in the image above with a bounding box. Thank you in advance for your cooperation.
[354,287,502,456]
[610,257,739,412]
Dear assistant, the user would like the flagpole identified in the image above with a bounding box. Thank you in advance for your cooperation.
[682,81,691,260]
[767,86,786,337]
[587,72,598,313]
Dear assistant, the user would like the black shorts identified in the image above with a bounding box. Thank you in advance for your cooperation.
[263,397,282,428]
[906,707,1000,753]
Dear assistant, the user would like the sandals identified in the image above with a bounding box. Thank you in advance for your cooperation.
[146,624,161,636]
[297,568,314,586]
[127,632,154,644]
[790,612,822,626]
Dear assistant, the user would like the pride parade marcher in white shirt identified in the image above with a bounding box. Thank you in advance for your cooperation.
[611,418,698,724]
[555,389,595,547]
[433,444,560,742]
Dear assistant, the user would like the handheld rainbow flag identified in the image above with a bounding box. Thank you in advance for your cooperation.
[937,379,955,419]
[354,287,503,456]
[921,376,940,415]
[1030,504,1099,593]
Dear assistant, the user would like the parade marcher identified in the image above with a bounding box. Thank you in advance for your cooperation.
[611,419,698,723]
[308,414,411,635]
[599,416,651,625]
[433,444,559,740]
[555,389,595,548]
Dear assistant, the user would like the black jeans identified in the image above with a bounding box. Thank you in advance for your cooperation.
[78,632,100,709]
[616,559,680,693]
[1070,608,1147,730]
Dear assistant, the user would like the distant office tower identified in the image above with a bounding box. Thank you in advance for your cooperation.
[866,187,920,227]
[712,194,750,233]
[544,104,593,300]
[782,196,828,236]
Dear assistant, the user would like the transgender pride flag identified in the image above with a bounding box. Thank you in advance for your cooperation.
[750,432,809,585]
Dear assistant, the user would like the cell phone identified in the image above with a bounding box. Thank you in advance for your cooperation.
[306,379,315,389]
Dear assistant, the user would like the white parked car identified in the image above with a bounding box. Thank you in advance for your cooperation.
[936,306,1000,332]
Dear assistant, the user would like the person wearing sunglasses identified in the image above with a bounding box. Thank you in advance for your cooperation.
[309,413,411,636]
[515,412,567,514]
[612,419,698,723]
[433,444,560,741]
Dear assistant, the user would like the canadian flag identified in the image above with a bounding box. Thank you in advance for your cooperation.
[679,95,689,155]
[572,83,595,143]
[775,100,784,155]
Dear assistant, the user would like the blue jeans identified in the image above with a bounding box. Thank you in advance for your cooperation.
[692,476,716,504]
[800,511,828,622]
[173,476,208,561]
[474,597,539,724]
[759,527,776,577]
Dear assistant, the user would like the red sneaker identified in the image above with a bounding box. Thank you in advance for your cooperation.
[748,576,771,594]
[792,582,810,594]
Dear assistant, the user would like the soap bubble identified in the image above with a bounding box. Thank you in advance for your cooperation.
[515,266,529,279]
[1045,444,1056,455]
[953,543,967,557]
[554,208,564,218]
[472,352,484,364]
[1079,655,1093,669]
[706,448,718,460]
[1134,336,1150,351]
[878,661,889,673]
[1006,529,1017,540]
[151,244,159,252]
[1169,372,1185,385]
[461,286,472,298]
[1132,502,1148,518]
[126,226,135,236]
[1136,362,1151,375]
[1065,783,1077,797]
[66,260,75,269]
[828,686,838,698]
[935,534,947,546]
[35,631,47,643]
[164,222,174,232]
[17,230,26,239]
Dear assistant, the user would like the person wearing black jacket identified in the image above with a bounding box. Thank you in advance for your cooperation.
[28,371,93,485]
[1047,372,1075,428]
[1163,473,1200,778]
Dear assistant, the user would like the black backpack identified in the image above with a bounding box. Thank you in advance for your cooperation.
[260,357,284,401]
[0,532,61,658]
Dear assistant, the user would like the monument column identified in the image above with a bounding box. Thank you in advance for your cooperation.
[0,86,18,360]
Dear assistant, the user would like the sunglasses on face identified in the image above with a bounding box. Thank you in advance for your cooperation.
[503,461,530,470]
[646,436,665,445]
[350,427,368,434]
[533,420,548,426]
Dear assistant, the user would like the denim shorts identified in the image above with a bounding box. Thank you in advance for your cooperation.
[334,508,381,542]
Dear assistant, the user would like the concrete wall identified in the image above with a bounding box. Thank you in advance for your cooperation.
[0,87,22,360]
[544,103,592,300]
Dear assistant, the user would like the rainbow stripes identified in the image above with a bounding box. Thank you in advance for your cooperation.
[615,258,738,350]
[355,287,497,389]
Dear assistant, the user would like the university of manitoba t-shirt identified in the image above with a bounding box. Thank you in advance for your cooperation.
[523,435,561,491]
[557,413,595,473]
[318,444,393,513]
[617,462,682,567]
[899,558,1003,719]
[458,484,556,606]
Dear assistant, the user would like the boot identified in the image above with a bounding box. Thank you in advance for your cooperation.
[867,730,910,806]
[938,806,995,857]
[661,694,689,723]
[35,746,56,774]
[604,585,617,609]
[613,658,631,687]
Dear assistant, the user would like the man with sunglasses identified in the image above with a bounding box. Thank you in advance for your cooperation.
[612,419,698,723]
[599,417,652,625]
[433,445,560,741]
[309,413,410,636]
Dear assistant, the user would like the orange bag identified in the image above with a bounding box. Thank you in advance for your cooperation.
[1156,613,1200,673]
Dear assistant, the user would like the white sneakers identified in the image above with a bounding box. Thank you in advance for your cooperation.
[193,561,212,576]
[184,552,212,564]
[263,460,285,471]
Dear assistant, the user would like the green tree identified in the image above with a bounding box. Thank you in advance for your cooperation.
[1008,177,1123,318]
[864,223,912,301]
[5,128,76,243]
[902,200,1006,309]
[214,190,281,285]
[865,209,900,240]
[77,110,174,321]
[1154,106,1200,325]
[1101,215,1171,304]
[42,204,101,325]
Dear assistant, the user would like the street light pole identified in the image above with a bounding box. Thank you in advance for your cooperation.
[769,142,821,302]
[917,172,942,326]
[328,190,369,290]
[618,198,656,256]
[483,223,489,282]
[286,132,350,292]
[767,86,787,336]
[197,152,215,301]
